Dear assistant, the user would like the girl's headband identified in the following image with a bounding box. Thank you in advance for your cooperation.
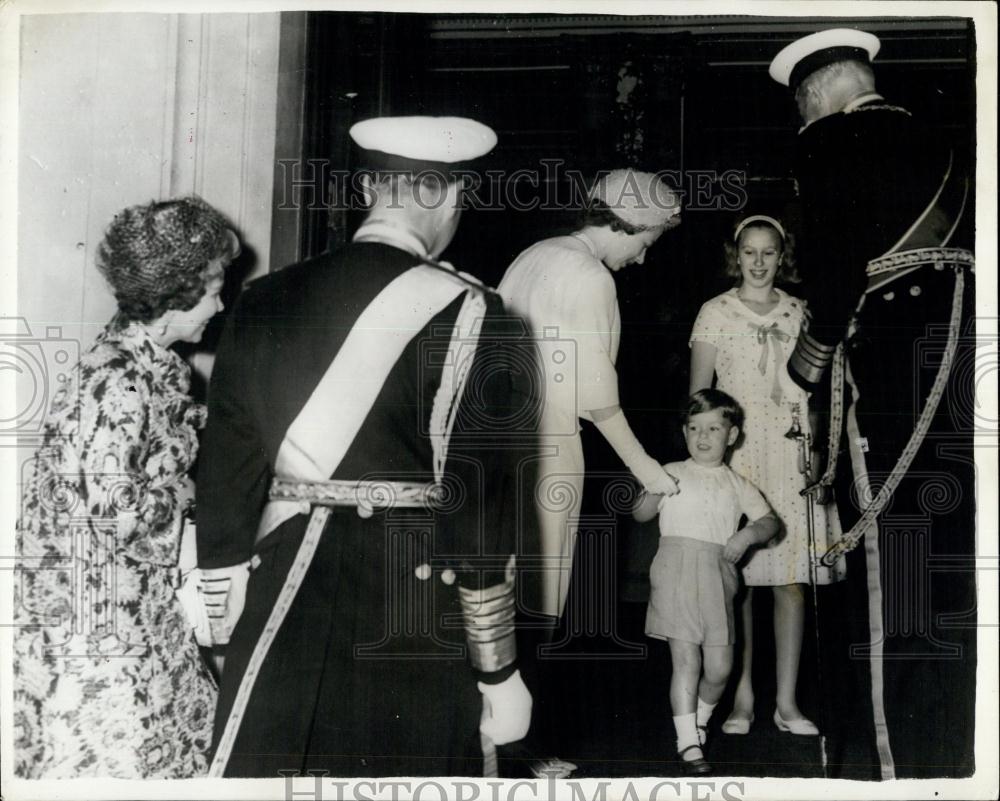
[734,214,786,243]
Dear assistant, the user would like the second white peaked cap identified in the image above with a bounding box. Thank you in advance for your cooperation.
[589,169,682,231]
[769,28,881,89]
[349,116,497,165]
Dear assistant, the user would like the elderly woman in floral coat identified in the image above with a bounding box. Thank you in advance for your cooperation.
[14,196,239,778]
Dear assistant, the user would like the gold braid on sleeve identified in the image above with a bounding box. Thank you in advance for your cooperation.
[458,562,517,673]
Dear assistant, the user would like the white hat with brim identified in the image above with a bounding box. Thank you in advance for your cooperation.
[349,116,497,174]
[769,28,880,90]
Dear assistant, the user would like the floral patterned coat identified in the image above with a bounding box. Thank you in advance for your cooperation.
[14,320,217,778]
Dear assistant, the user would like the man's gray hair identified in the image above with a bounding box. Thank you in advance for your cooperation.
[795,59,875,100]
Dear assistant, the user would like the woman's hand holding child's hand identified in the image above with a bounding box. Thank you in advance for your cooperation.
[723,529,752,564]
[646,468,680,498]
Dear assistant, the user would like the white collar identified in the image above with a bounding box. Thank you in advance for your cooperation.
[843,92,885,113]
[352,219,430,259]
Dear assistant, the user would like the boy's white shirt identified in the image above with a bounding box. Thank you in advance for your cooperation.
[654,459,771,546]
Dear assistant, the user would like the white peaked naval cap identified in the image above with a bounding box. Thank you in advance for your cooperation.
[769,28,881,90]
[589,169,682,231]
[349,116,498,168]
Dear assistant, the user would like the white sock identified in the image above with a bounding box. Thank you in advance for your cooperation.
[696,697,716,745]
[673,712,700,756]
[696,697,717,728]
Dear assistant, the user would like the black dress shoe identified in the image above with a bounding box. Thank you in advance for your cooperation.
[678,744,712,776]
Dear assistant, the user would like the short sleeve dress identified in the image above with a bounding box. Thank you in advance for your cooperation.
[13,320,218,778]
[690,288,847,586]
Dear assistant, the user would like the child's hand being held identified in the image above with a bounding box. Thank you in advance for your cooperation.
[645,468,680,497]
[723,529,752,564]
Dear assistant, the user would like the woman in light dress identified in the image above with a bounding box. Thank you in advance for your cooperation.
[499,169,682,624]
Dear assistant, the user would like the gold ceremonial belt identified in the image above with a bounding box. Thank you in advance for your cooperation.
[866,247,974,292]
[269,477,444,512]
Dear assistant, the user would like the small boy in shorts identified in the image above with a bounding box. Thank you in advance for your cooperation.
[634,388,779,775]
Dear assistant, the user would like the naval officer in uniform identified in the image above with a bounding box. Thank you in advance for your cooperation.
[193,116,532,777]
[770,29,976,779]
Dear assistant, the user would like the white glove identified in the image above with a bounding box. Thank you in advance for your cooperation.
[594,409,679,496]
[644,467,680,497]
[175,571,213,647]
[199,562,252,645]
[177,518,198,574]
[477,669,532,746]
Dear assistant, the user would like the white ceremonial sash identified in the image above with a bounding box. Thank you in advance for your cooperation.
[211,263,482,777]
[256,264,471,540]
[429,290,487,483]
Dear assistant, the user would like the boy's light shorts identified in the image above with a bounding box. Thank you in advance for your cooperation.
[645,535,739,646]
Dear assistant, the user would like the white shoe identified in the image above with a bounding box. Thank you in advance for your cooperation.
[721,713,754,735]
[773,710,819,735]
[529,758,577,779]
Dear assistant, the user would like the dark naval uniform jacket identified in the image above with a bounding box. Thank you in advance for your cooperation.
[196,238,526,777]
[789,95,976,780]
[790,93,961,381]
